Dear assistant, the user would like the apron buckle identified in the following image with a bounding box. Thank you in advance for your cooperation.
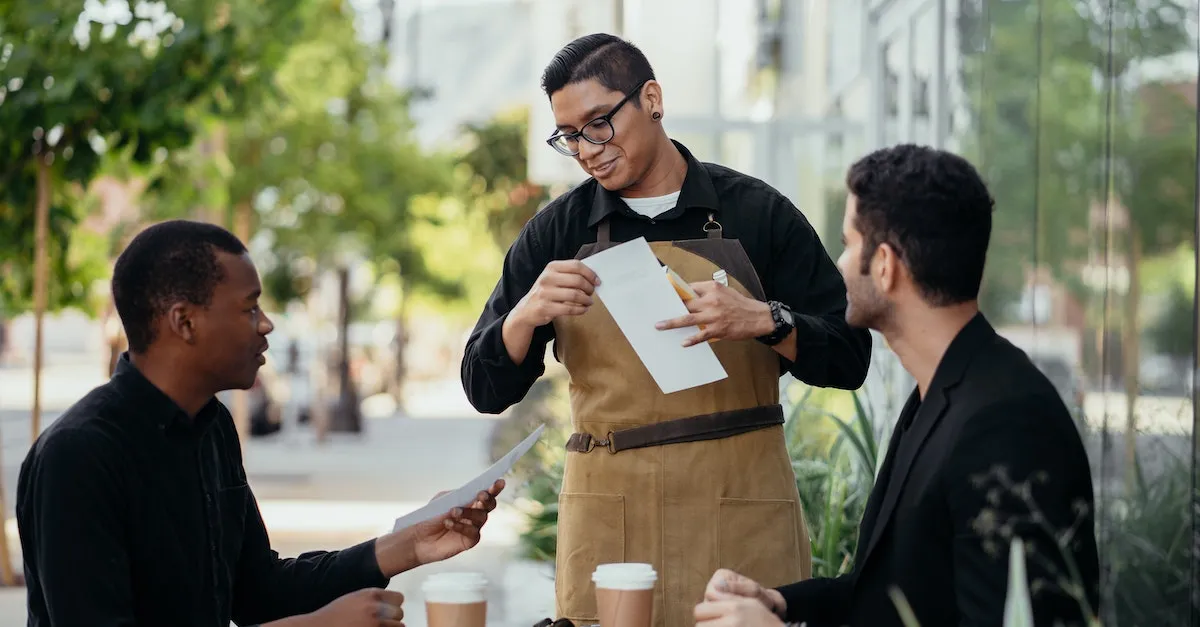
[566,431,617,454]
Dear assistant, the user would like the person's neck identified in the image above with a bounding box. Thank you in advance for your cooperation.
[129,350,214,417]
[880,301,979,399]
[621,137,686,198]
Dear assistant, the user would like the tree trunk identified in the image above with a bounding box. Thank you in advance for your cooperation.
[330,267,361,433]
[1122,231,1142,487]
[231,201,253,444]
[31,155,51,444]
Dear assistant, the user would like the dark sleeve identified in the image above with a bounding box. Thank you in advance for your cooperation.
[767,197,872,389]
[230,488,388,625]
[17,428,136,626]
[460,217,557,414]
[775,574,854,627]
[943,397,1099,627]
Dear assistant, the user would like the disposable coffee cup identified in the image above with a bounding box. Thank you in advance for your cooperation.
[422,572,488,627]
[592,563,657,627]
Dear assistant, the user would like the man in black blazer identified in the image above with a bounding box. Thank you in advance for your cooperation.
[693,144,1100,627]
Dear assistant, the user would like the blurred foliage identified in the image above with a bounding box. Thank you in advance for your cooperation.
[131,0,458,313]
[457,107,551,251]
[1106,452,1197,625]
[0,0,303,317]
[956,0,1194,325]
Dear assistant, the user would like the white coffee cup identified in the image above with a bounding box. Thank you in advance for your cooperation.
[593,563,657,627]
[422,572,488,627]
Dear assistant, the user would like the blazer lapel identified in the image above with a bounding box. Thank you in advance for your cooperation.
[855,312,995,568]
[858,387,952,566]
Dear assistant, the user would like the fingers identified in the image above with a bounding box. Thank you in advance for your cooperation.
[378,590,406,606]
[546,260,600,288]
[544,286,593,307]
[690,280,721,296]
[693,599,736,621]
[714,571,762,599]
[450,506,489,527]
[542,301,589,318]
[374,600,404,620]
[656,313,699,331]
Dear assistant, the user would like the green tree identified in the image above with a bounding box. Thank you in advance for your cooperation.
[0,0,303,586]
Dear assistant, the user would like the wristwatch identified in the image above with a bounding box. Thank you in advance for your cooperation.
[756,300,795,346]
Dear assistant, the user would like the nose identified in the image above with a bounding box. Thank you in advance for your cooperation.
[577,139,604,162]
[259,311,275,335]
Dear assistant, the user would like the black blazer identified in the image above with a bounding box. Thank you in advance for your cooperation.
[779,313,1099,627]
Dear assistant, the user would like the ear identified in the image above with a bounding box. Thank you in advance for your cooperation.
[873,243,903,295]
[641,80,664,118]
[165,302,198,345]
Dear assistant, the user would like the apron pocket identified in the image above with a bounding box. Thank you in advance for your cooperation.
[555,492,625,620]
[717,498,802,589]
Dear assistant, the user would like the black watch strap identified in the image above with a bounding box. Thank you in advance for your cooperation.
[756,300,794,346]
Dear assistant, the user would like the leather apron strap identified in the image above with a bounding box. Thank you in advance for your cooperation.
[565,404,784,454]
[596,212,723,245]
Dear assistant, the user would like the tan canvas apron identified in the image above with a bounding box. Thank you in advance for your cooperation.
[551,213,812,627]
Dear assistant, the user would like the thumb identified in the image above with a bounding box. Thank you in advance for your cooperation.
[714,572,761,598]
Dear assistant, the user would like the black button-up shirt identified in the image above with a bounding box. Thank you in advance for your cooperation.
[17,355,387,626]
[462,140,872,414]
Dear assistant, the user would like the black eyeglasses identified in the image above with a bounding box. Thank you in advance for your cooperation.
[546,80,649,157]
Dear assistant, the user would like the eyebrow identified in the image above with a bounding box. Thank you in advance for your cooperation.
[245,288,261,302]
[555,103,619,132]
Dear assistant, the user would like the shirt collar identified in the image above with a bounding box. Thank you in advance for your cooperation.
[587,139,722,227]
[110,353,219,432]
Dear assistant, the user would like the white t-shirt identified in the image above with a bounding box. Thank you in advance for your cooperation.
[620,191,681,219]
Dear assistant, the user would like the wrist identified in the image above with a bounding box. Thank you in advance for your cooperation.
[752,300,776,337]
[374,529,420,578]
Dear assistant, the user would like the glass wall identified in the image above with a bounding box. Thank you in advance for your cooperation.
[819,0,1199,623]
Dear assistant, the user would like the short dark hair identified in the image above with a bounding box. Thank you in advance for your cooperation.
[112,220,247,353]
[540,33,656,99]
[846,144,995,306]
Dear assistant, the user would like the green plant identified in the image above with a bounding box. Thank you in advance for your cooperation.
[1105,450,1195,626]
[785,384,881,578]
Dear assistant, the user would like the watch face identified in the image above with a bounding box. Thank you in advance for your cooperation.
[780,308,794,326]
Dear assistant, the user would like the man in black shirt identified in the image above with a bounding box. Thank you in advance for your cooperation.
[461,33,871,627]
[17,220,504,627]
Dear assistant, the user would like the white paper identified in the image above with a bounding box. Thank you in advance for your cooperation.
[392,424,546,532]
[580,237,728,394]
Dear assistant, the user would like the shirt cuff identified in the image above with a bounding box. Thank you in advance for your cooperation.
[478,312,548,376]
[791,312,831,349]
[351,538,390,588]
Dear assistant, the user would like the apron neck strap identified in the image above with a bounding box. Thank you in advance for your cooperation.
[597,211,722,243]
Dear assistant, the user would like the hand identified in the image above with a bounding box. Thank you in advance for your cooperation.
[694,595,785,627]
[703,569,787,619]
[655,282,774,347]
[374,479,505,576]
[411,478,505,565]
[513,260,600,328]
[303,588,406,627]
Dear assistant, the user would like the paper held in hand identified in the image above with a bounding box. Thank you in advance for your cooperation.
[392,424,546,532]
[579,237,728,394]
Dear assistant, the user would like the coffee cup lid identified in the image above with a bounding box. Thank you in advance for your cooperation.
[591,563,657,589]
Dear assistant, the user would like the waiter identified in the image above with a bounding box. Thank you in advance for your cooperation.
[461,33,872,627]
